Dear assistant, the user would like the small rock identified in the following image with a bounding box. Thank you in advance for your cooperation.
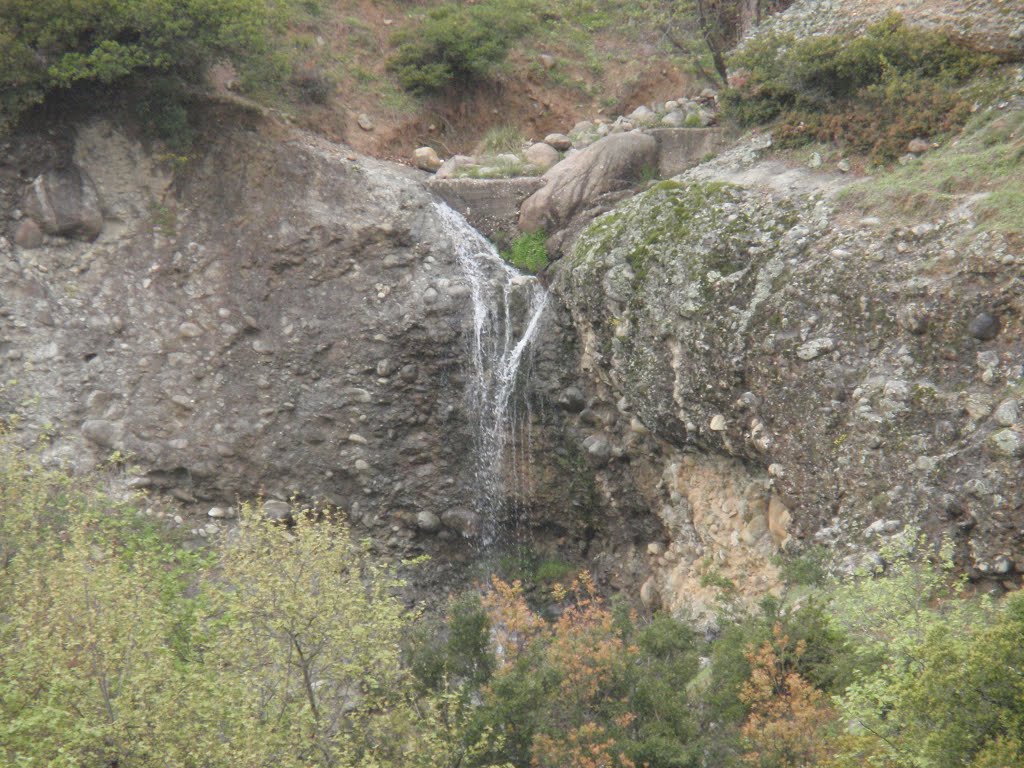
[570,120,595,136]
[897,304,928,335]
[968,312,1000,341]
[539,54,556,69]
[836,159,851,173]
[434,154,474,179]
[81,419,122,449]
[179,322,204,338]
[993,556,1015,575]
[640,577,661,611]
[357,113,374,131]
[557,386,586,413]
[583,433,612,464]
[994,399,1019,427]
[709,414,727,431]
[808,152,822,168]
[543,133,572,151]
[207,506,237,519]
[263,500,293,522]
[204,523,220,536]
[647,542,665,556]
[525,142,560,170]
[14,219,43,249]
[416,510,442,533]
[354,459,371,472]
[989,428,1024,458]
[413,147,442,173]
[441,508,479,537]
[796,337,835,361]
[907,138,932,154]
[348,433,368,444]
[661,111,687,127]
[628,105,657,126]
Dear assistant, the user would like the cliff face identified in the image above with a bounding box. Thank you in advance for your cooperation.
[0,109,651,593]
[2,102,1021,615]
[551,132,1023,622]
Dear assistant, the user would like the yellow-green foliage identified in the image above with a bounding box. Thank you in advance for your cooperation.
[0,441,491,768]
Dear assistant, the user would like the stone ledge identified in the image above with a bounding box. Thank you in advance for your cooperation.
[426,177,545,240]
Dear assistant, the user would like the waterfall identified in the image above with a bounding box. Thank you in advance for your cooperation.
[432,202,549,546]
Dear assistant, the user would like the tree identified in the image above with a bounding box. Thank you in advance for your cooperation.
[200,506,462,768]
[0,0,292,132]
[739,625,834,768]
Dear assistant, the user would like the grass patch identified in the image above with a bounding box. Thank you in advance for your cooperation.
[477,124,525,155]
[839,107,1024,233]
[501,231,550,273]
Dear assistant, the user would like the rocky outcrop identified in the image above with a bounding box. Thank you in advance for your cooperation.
[551,137,1023,621]
[750,0,1024,59]
[0,108,649,600]
[21,165,104,241]
[518,133,659,233]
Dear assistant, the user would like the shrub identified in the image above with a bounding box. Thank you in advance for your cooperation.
[389,0,536,94]
[722,14,994,162]
[501,232,549,273]
[0,0,294,132]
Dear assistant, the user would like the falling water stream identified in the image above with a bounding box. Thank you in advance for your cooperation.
[433,202,549,546]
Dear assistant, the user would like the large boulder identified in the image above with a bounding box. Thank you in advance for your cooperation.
[518,132,658,233]
[21,165,104,241]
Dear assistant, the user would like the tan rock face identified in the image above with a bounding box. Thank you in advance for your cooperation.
[650,453,784,628]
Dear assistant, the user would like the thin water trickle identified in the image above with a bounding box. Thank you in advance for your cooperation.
[432,202,548,546]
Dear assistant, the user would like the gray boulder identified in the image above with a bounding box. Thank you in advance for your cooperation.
[22,166,104,240]
[518,132,658,233]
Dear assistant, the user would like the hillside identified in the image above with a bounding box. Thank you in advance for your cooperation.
[1,1,1024,767]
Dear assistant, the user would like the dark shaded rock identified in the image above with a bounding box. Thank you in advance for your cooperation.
[263,500,293,522]
[968,312,1000,340]
[557,386,586,413]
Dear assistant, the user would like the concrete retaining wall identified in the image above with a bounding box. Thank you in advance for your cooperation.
[426,177,544,241]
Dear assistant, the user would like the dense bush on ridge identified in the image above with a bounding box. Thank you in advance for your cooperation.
[388,0,537,94]
[722,14,995,161]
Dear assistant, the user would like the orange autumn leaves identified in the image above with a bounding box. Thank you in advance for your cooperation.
[739,625,835,768]
[481,574,638,768]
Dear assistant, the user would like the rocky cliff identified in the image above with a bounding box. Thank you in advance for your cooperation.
[0,108,654,595]
[550,131,1023,623]
[2,98,1021,619]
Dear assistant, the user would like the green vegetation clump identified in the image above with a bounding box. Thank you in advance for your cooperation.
[723,14,996,162]
[0,440,488,768]
[389,0,537,94]
[501,232,549,273]
[0,0,303,133]
[479,125,526,155]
